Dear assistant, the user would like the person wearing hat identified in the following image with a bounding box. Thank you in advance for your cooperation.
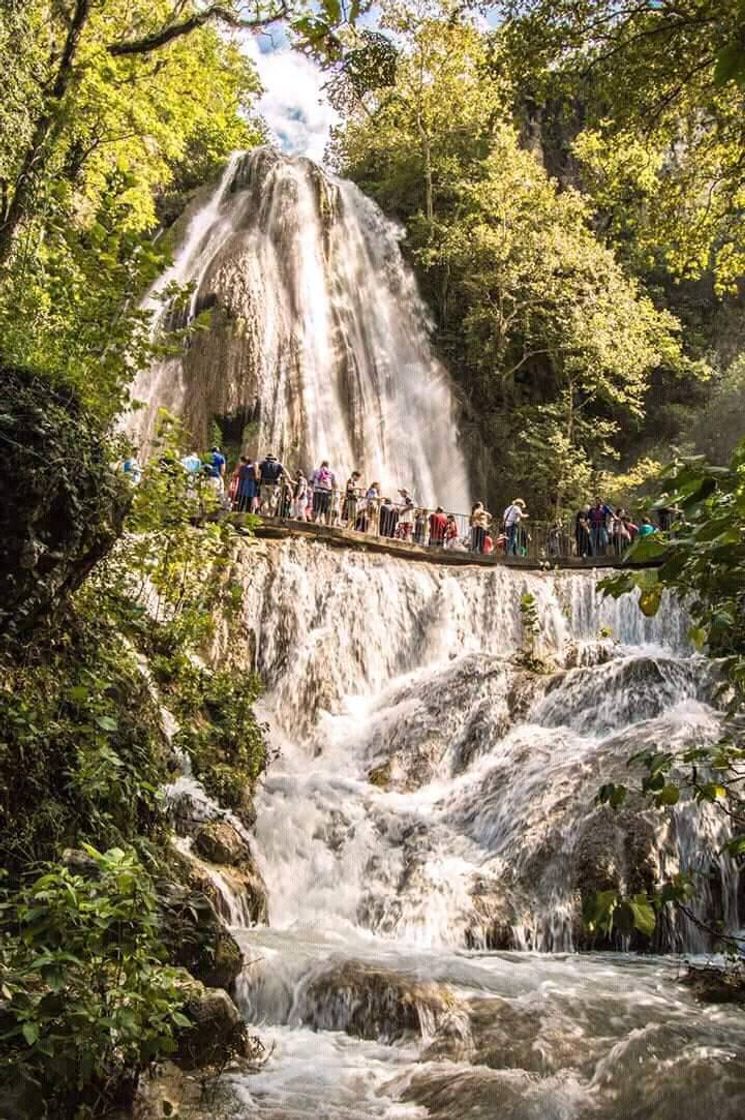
[428,505,448,547]
[396,489,415,540]
[258,452,289,515]
[503,498,528,556]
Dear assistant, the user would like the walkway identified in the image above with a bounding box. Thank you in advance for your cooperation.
[232,514,660,572]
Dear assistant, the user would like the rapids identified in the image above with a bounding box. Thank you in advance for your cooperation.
[207,538,743,1119]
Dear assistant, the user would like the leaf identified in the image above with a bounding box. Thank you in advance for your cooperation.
[629,895,656,937]
[638,583,663,618]
[22,1022,39,1046]
[656,784,680,806]
[688,627,707,650]
[94,715,118,732]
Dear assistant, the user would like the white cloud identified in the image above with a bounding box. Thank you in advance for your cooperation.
[243,35,339,164]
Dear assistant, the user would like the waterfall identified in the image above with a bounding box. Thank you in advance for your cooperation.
[122,144,745,1116]
[126,147,470,511]
[219,539,745,1120]
[232,539,728,953]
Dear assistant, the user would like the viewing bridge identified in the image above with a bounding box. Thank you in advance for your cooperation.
[230,514,659,572]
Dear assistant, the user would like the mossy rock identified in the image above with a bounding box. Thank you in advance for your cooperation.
[157,880,244,991]
[173,987,249,1072]
[0,365,128,646]
[193,820,251,867]
[368,761,393,788]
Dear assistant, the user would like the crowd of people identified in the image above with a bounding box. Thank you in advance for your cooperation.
[121,447,669,560]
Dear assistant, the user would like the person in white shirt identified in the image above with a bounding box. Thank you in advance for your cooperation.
[503,498,528,556]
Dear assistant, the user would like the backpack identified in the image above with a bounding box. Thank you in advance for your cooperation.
[262,459,282,483]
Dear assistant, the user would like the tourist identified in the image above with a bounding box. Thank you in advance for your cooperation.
[503,498,528,556]
[397,490,415,540]
[379,496,399,538]
[444,514,459,549]
[611,507,632,556]
[342,471,362,527]
[547,523,562,560]
[638,516,657,538]
[587,497,614,556]
[203,446,226,497]
[575,508,592,558]
[470,502,491,553]
[235,456,259,513]
[121,451,142,485]
[293,471,309,520]
[310,459,336,524]
[181,450,202,476]
[413,508,428,545]
[258,452,288,514]
[428,506,448,547]
[209,445,226,480]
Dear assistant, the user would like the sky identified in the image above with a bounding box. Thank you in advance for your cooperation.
[243,33,339,164]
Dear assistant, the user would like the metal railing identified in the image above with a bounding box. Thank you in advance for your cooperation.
[229,479,641,564]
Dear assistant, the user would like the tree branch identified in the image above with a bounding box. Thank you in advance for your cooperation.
[108,2,289,57]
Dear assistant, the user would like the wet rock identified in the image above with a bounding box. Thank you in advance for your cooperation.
[158,879,244,990]
[400,1066,540,1118]
[173,987,251,1071]
[368,760,392,788]
[194,820,250,867]
[682,966,745,1004]
[301,960,465,1043]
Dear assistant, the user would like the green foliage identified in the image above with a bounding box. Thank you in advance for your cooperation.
[0,404,263,1110]
[0,846,194,1119]
[0,610,169,878]
[166,661,268,819]
[334,8,683,514]
[597,439,745,944]
[499,0,745,290]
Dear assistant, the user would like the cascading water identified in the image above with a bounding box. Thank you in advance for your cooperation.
[128,148,745,1117]
[209,538,745,1119]
[127,147,470,510]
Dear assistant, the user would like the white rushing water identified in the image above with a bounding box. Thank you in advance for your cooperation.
[126,147,470,510]
[127,146,744,1117]
[204,539,745,1120]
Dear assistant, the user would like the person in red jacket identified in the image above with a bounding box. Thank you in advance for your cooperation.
[428,506,448,546]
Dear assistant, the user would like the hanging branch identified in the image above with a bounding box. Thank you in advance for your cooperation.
[108,2,290,57]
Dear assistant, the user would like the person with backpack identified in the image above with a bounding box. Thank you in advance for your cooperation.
[258,452,289,514]
[310,460,336,523]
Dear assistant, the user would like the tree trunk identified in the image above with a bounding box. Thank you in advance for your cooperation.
[0,0,91,269]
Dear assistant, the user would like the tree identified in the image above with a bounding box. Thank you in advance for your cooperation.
[498,0,745,289]
[0,0,369,422]
[334,8,682,513]
[598,442,745,944]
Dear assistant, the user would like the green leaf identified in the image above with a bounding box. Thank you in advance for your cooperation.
[656,784,680,806]
[22,1022,39,1046]
[629,894,656,937]
[94,715,118,732]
